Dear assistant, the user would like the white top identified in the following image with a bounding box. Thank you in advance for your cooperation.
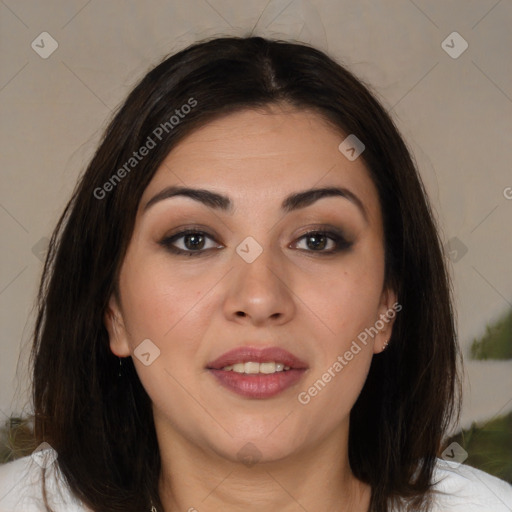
[0,454,511,511]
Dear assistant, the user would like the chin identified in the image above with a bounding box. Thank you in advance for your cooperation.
[205,420,308,467]
[214,438,300,467]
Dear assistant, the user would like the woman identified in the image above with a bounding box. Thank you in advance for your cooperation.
[0,35,511,512]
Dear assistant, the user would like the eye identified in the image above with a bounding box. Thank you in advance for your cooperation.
[159,229,221,256]
[159,227,352,257]
[292,230,352,254]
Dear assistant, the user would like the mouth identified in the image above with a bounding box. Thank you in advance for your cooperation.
[206,346,308,399]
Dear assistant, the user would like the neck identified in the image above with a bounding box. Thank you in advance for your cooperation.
[155,420,371,512]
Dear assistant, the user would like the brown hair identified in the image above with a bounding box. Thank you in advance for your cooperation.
[31,35,461,511]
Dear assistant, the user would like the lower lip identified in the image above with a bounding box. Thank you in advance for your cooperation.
[208,369,306,399]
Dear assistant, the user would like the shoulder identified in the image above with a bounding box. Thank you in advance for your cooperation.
[429,458,512,511]
[0,455,88,512]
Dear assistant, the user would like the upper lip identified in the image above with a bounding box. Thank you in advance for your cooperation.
[207,346,308,370]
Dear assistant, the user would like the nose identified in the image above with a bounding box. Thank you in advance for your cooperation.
[222,244,296,327]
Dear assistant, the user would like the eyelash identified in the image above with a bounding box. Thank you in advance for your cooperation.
[159,226,353,257]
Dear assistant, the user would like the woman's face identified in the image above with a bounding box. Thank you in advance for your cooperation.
[106,105,396,465]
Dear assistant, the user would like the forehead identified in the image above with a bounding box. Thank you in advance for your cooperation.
[140,106,381,223]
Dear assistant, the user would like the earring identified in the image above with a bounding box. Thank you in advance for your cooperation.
[118,357,123,377]
[383,339,390,350]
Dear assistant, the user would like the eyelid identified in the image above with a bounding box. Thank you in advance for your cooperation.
[292,223,349,239]
[161,224,221,243]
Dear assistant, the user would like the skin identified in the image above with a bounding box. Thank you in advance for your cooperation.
[105,104,397,512]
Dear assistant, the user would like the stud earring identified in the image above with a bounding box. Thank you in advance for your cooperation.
[383,339,390,350]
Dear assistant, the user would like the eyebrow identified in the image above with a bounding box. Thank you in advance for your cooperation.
[143,185,368,221]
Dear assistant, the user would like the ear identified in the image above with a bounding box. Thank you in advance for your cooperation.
[104,294,131,357]
[373,286,399,354]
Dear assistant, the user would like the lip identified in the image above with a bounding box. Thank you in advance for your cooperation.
[206,346,308,399]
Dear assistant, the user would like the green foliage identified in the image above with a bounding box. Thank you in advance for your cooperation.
[0,416,37,464]
[446,411,512,484]
[470,308,512,360]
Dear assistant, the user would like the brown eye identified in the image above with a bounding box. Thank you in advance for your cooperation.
[182,233,206,250]
[293,230,352,254]
[159,230,221,256]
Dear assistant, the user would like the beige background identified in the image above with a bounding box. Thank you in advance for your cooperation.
[1,0,511,433]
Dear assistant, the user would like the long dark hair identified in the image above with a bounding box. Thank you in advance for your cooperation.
[31,35,461,512]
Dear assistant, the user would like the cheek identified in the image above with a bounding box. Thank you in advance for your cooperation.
[298,250,386,344]
[117,255,219,414]
[118,253,218,357]
[294,257,383,427]
[297,344,373,438]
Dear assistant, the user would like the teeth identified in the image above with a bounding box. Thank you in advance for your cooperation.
[260,362,276,374]
[221,362,292,374]
[245,362,260,374]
